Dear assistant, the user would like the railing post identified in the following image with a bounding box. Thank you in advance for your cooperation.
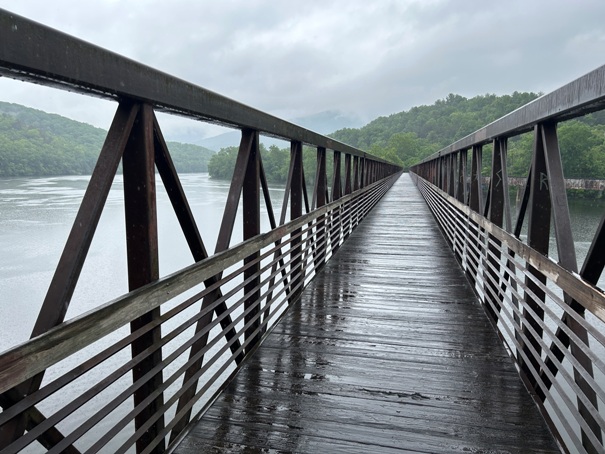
[457,149,467,203]
[359,157,364,188]
[352,155,361,229]
[290,140,304,302]
[484,137,508,324]
[465,145,483,289]
[243,129,261,353]
[123,104,165,454]
[343,154,353,240]
[520,125,549,388]
[438,155,444,191]
[331,150,343,253]
[539,123,602,452]
[448,153,456,196]
[344,154,352,195]
[353,156,360,192]
[314,146,327,270]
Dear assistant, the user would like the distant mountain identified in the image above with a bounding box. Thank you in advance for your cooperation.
[327,92,605,178]
[0,102,215,177]
[329,92,543,169]
[200,110,363,151]
[199,131,242,152]
[290,110,363,134]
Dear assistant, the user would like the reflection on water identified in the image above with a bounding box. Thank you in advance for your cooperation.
[0,173,285,352]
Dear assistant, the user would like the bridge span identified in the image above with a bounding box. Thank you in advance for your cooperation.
[1,9,605,454]
[174,175,558,453]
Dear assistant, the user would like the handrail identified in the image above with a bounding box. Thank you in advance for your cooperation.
[409,63,605,454]
[416,64,605,163]
[0,8,392,165]
[0,9,402,454]
[0,177,391,394]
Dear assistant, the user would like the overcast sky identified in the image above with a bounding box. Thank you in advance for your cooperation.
[1,0,604,141]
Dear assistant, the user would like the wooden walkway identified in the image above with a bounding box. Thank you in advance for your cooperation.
[174,175,559,454]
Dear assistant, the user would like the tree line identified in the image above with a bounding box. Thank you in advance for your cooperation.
[0,102,215,177]
[208,92,605,185]
[208,143,330,187]
[2,93,604,183]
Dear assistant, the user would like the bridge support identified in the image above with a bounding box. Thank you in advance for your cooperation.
[411,105,605,453]
[330,151,343,255]
[289,141,305,303]
[123,104,166,454]
[313,147,328,270]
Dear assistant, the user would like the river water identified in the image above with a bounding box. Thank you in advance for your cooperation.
[3,175,603,350]
[0,173,288,352]
[1,174,604,451]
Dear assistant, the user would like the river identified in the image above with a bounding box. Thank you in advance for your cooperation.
[1,174,604,451]
[0,173,288,352]
[0,173,289,452]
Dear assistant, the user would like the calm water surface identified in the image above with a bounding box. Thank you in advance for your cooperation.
[1,174,604,451]
[0,174,288,351]
[2,175,604,349]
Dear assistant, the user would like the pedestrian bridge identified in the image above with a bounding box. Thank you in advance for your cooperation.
[1,9,604,454]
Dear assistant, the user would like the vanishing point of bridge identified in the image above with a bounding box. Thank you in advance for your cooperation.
[1,9,605,454]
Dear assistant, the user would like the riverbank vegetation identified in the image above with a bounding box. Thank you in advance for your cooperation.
[0,102,215,177]
[2,93,604,184]
[208,92,605,184]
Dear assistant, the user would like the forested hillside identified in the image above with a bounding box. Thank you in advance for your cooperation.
[208,91,605,182]
[331,92,539,150]
[0,102,215,177]
[328,92,605,177]
[2,93,604,182]
[208,143,326,186]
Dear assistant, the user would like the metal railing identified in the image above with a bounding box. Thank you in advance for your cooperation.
[410,64,605,454]
[0,9,401,453]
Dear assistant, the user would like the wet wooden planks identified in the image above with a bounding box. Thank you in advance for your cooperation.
[175,175,559,454]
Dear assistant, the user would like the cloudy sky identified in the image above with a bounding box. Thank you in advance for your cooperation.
[1,0,604,141]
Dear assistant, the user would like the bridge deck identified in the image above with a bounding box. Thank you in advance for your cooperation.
[175,175,559,453]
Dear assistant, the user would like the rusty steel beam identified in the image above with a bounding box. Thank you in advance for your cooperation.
[331,151,343,254]
[344,154,352,196]
[289,141,304,303]
[538,123,602,451]
[519,126,550,391]
[0,9,395,166]
[242,130,262,353]
[122,104,165,454]
[260,151,291,330]
[416,66,605,163]
[314,147,328,270]
[343,154,353,240]
[484,138,512,325]
[153,116,208,263]
[469,146,483,215]
[353,156,360,192]
[456,150,467,203]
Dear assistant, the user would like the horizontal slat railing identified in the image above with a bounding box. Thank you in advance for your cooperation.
[0,178,395,396]
[0,9,402,454]
[410,64,605,454]
[0,175,400,453]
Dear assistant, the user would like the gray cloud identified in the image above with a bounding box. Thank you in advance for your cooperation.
[1,0,604,140]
